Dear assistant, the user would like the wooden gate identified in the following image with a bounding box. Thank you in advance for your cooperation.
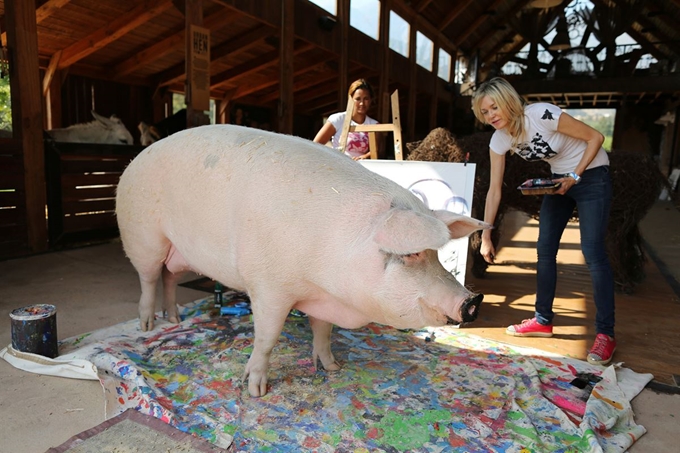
[0,138,30,259]
[44,140,144,247]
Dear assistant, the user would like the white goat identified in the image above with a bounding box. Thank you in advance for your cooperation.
[47,111,134,145]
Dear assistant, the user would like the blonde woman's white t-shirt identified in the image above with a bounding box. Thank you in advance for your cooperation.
[327,112,379,158]
[489,103,609,174]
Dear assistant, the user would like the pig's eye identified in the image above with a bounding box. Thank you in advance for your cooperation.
[401,251,424,264]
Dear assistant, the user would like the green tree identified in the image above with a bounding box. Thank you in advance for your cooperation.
[0,75,11,131]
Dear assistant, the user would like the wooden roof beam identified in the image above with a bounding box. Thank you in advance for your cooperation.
[414,0,434,13]
[58,0,173,69]
[627,24,675,61]
[42,50,61,96]
[236,54,336,100]
[296,91,337,114]
[157,25,273,87]
[265,64,369,107]
[644,1,674,25]
[390,0,458,55]
[481,31,520,64]
[1,0,72,47]
[210,41,314,89]
[487,37,528,68]
[453,0,507,47]
[114,8,243,78]
[635,14,680,55]
[436,0,475,32]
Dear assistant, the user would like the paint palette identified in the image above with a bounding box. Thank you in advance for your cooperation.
[518,178,561,195]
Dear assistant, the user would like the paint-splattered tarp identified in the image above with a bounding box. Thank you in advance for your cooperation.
[55,296,652,452]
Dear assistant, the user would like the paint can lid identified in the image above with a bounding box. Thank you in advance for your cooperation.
[10,304,57,321]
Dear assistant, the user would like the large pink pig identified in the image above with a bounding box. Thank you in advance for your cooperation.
[116,125,491,397]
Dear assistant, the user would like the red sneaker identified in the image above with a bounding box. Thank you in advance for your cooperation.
[506,318,553,337]
[587,334,616,366]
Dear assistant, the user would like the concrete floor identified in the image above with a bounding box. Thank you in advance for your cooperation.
[1,201,679,452]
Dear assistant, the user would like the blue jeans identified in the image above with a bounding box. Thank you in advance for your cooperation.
[534,166,615,337]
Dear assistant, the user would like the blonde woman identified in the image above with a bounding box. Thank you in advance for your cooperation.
[472,77,616,366]
[313,78,379,160]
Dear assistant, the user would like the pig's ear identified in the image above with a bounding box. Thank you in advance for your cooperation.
[432,210,493,239]
[373,208,451,254]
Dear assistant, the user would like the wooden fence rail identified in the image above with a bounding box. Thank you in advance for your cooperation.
[44,141,144,247]
[0,138,30,259]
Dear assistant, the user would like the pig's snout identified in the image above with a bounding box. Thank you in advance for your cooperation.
[450,293,483,325]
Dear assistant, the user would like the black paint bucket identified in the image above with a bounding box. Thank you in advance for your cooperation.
[10,304,59,358]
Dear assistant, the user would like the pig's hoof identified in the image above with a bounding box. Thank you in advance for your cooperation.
[247,377,269,397]
[166,314,180,324]
[460,294,483,324]
[139,318,154,331]
[323,361,341,371]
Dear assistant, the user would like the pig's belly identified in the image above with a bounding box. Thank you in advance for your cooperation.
[164,244,191,274]
[294,298,372,329]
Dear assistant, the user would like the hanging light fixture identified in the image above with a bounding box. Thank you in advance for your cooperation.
[529,0,563,8]
[549,13,571,51]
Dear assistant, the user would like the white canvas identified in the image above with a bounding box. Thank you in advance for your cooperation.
[360,160,477,285]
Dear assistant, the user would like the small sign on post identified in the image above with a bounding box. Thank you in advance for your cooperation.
[188,25,210,112]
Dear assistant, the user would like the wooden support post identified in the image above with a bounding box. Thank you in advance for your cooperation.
[217,88,236,124]
[337,0,349,111]
[278,0,294,134]
[430,43,440,132]
[407,21,417,142]
[184,0,210,128]
[378,0,391,124]
[5,0,48,252]
[43,51,63,130]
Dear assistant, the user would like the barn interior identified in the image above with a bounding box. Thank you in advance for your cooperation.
[1,0,680,451]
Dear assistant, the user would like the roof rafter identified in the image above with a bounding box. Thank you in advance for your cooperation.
[437,0,475,32]
[210,42,314,89]
[58,0,173,69]
[237,53,336,100]
[1,0,72,46]
[114,7,243,78]
[157,24,274,87]
[453,0,508,47]
[634,13,680,58]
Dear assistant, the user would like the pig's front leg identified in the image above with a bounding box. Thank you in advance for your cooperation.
[309,316,341,371]
[243,301,290,397]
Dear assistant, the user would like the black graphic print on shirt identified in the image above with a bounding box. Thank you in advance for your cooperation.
[515,133,558,161]
[541,109,554,120]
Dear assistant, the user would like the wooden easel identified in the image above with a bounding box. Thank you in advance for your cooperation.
[338,90,404,160]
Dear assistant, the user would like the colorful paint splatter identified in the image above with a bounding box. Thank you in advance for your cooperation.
[57,296,651,452]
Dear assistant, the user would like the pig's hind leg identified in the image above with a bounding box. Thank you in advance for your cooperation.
[161,265,183,324]
[125,234,176,331]
[136,265,161,332]
[309,316,341,371]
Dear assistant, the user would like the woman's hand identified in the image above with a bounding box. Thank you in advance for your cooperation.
[480,234,497,264]
[352,152,371,161]
[553,176,578,195]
